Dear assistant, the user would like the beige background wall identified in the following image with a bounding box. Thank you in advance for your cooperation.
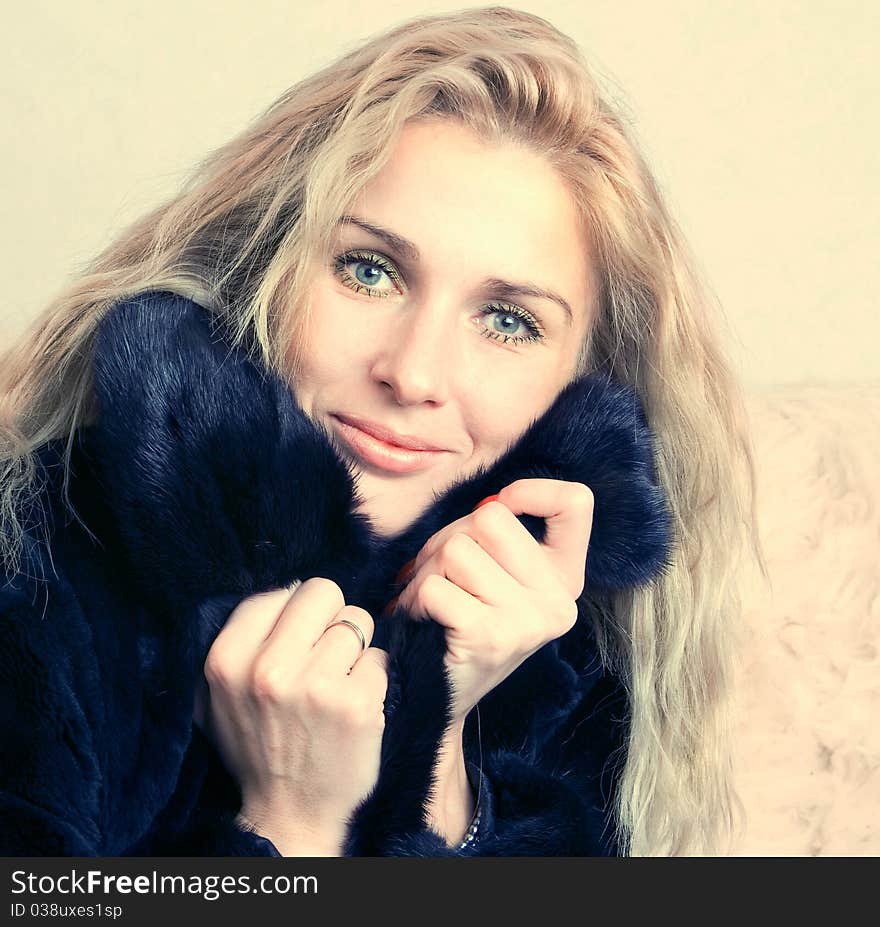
[3,1,876,386]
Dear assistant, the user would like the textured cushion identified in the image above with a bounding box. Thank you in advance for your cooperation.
[732,382,880,855]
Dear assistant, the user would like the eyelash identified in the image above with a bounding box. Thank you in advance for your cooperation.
[331,249,546,345]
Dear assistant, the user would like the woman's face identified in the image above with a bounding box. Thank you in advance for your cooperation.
[290,118,595,538]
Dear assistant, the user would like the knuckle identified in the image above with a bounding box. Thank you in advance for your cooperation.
[301,674,336,713]
[441,531,472,564]
[203,646,234,689]
[304,576,346,610]
[340,694,375,728]
[570,482,595,512]
[350,703,386,734]
[339,604,374,639]
[418,571,444,603]
[471,501,506,532]
[250,662,288,703]
[230,586,287,620]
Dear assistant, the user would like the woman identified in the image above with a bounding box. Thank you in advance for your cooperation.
[0,7,764,856]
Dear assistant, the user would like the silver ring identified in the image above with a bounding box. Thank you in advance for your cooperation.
[326,618,366,652]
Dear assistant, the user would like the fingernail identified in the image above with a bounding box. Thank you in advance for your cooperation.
[473,493,499,512]
[394,558,416,586]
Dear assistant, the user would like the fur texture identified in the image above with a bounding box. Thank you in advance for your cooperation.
[0,291,673,856]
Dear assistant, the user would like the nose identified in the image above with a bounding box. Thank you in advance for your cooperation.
[369,301,451,406]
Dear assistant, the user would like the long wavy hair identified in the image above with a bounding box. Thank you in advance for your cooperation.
[0,6,766,855]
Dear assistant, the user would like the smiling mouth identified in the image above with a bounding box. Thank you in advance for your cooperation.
[331,416,448,474]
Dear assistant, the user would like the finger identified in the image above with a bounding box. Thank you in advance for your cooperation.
[310,605,375,675]
[207,579,344,697]
[205,585,295,677]
[348,646,389,699]
[399,570,483,632]
[255,577,349,660]
[403,501,555,597]
[409,531,521,607]
[495,479,593,597]
[497,478,593,556]
[460,501,556,594]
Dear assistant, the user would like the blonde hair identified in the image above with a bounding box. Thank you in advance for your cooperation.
[0,5,766,855]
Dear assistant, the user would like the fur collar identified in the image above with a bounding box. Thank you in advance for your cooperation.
[85,291,672,614]
[69,290,673,853]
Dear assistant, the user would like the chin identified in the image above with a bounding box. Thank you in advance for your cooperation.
[363,501,420,537]
[356,485,433,539]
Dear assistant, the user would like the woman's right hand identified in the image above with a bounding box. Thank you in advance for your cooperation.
[194,577,389,856]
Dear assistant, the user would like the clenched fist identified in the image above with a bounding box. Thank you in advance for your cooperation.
[194,578,388,856]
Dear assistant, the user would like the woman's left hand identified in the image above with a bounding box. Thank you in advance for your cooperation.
[390,478,594,725]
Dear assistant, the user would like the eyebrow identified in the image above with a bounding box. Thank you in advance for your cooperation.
[338,215,420,263]
[337,214,574,326]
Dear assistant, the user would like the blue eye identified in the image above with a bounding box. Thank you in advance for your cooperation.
[479,306,543,344]
[333,250,400,297]
[490,312,523,335]
[331,249,545,345]
[354,263,383,286]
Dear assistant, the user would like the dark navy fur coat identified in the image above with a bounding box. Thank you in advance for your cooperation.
[0,291,673,857]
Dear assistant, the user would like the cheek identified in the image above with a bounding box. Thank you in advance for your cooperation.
[465,361,571,457]
[465,387,542,456]
[296,293,370,382]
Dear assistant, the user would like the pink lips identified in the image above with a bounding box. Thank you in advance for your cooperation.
[334,414,445,451]
[331,415,448,474]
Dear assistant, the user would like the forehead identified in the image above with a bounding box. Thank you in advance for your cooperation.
[346,119,593,317]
